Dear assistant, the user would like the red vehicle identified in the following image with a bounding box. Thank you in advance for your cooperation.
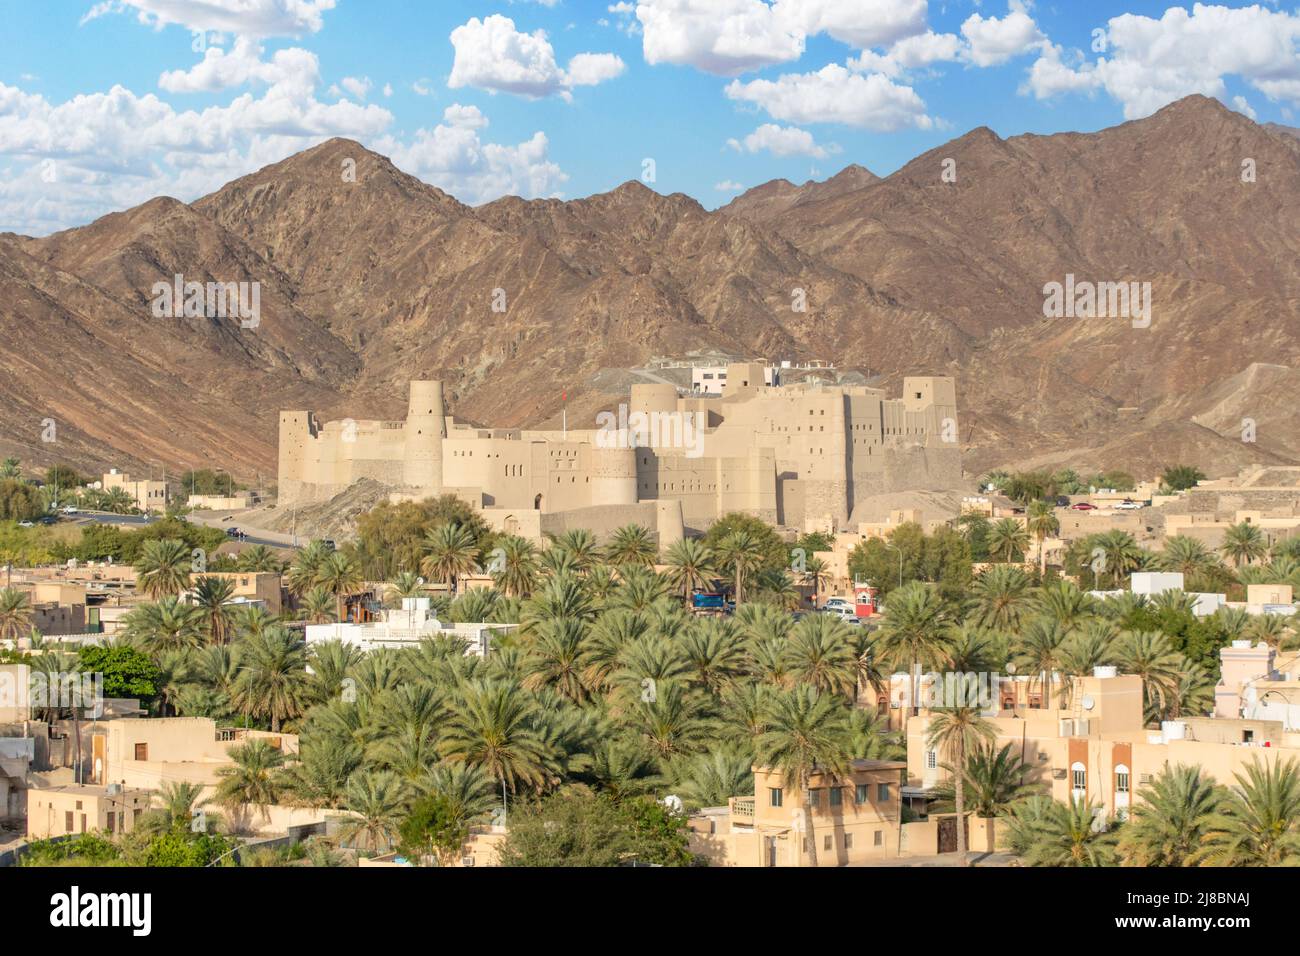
[1070,502,1097,511]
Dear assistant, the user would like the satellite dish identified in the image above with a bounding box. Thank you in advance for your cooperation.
[1082,695,1096,711]
[662,794,683,813]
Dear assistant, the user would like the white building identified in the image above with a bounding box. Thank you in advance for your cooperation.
[304,597,514,655]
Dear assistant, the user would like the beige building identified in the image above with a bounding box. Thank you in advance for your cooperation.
[102,469,169,513]
[278,366,962,535]
[26,783,151,839]
[689,761,906,866]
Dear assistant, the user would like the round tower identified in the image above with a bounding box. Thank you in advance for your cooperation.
[403,380,446,491]
[629,383,678,418]
[589,446,637,506]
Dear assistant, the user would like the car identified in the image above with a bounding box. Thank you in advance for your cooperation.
[1070,502,1097,511]
[321,539,337,551]
[62,505,78,514]
[225,526,241,538]
[823,605,859,621]
[821,597,852,611]
[1115,499,1144,510]
[17,520,34,528]
[1055,496,1070,507]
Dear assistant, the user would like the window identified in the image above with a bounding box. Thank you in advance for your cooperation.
[769,787,783,808]
[1116,770,1130,794]
[1244,730,1255,743]
[877,783,890,802]
[874,830,883,846]
[823,835,832,852]
[65,811,74,833]
[808,789,822,809]
[1072,763,1087,791]
[134,743,148,761]
[829,787,843,807]
[925,750,937,769]
[844,833,853,849]
[855,784,868,804]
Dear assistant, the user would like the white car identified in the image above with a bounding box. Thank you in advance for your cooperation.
[1114,500,1144,510]
[822,597,852,611]
[62,505,78,514]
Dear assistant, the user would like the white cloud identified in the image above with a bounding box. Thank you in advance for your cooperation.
[778,0,927,51]
[714,179,745,191]
[382,83,393,98]
[727,122,831,157]
[725,63,932,130]
[81,0,336,37]
[448,14,624,99]
[412,78,434,96]
[1232,95,1257,120]
[960,4,1044,68]
[340,76,372,100]
[848,30,963,77]
[635,0,804,76]
[443,103,488,129]
[1025,3,1300,118]
[379,124,568,205]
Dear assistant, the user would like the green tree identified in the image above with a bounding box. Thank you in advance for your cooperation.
[1161,465,1206,492]
[1192,758,1300,866]
[875,582,954,716]
[1118,764,1222,867]
[76,645,160,700]
[926,707,995,862]
[134,539,192,599]
[1004,796,1118,866]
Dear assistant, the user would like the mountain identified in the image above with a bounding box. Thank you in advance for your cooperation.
[2,94,1297,487]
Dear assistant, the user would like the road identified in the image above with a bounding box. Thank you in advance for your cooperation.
[75,512,298,550]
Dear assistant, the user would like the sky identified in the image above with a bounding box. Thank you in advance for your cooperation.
[1,0,1298,235]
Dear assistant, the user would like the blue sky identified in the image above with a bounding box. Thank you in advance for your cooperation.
[1,1,1297,234]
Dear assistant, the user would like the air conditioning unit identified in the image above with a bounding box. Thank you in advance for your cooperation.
[1058,719,1075,737]
[1052,768,1067,780]
[461,856,475,867]
[1139,773,1153,785]
[1074,718,1090,736]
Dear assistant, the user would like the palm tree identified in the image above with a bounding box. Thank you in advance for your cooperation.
[967,565,1032,632]
[803,555,830,608]
[285,541,332,595]
[490,535,540,597]
[135,539,192,599]
[421,523,481,596]
[190,575,236,644]
[0,457,19,479]
[1192,758,1300,866]
[782,613,859,698]
[674,747,755,809]
[301,586,337,624]
[1024,500,1059,576]
[419,761,499,842]
[987,518,1029,563]
[136,780,211,836]
[1221,521,1268,569]
[626,680,714,758]
[604,524,658,568]
[929,742,1040,818]
[713,530,766,606]
[0,587,32,641]
[1034,579,1100,631]
[386,571,425,604]
[1114,630,1183,724]
[581,738,663,801]
[280,736,362,809]
[1118,764,1222,866]
[523,618,591,704]
[233,626,308,732]
[1093,530,1144,588]
[1156,535,1220,581]
[754,685,850,867]
[662,538,716,605]
[338,770,406,853]
[1012,616,1070,710]
[875,582,954,717]
[211,739,286,827]
[441,679,551,794]
[1005,796,1118,866]
[315,550,363,622]
[926,707,995,863]
[547,528,601,573]
[103,487,136,514]
[122,596,205,654]
[236,544,281,572]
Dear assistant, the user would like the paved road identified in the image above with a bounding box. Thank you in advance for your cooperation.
[75,512,298,550]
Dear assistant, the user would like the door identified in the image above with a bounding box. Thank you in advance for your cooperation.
[937,816,969,854]
[767,837,778,867]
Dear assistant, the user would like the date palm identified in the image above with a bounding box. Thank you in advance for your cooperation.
[191,575,236,644]
[490,535,540,597]
[625,681,714,758]
[300,586,337,624]
[338,769,406,853]
[987,518,1029,563]
[233,625,308,732]
[421,522,480,596]
[280,736,363,809]
[136,780,211,836]
[678,617,746,694]
[441,679,551,794]
[929,742,1040,818]
[1092,530,1143,588]
[782,613,859,698]
[1191,759,1300,866]
[236,544,281,572]
[135,538,192,599]
[713,530,766,606]
[122,596,205,654]
[1156,535,1219,580]
[1118,763,1222,866]
[315,550,363,621]
[674,746,755,809]
[1114,630,1183,724]
[523,618,591,704]
[1221,520,1268,569]
[212,739,286,827]
[927,707,996,863]
[1005,796,1118,866]
[604,524,658,568]
[1024,500,1059,575]
[662,537,716,605]
[1011,616,1070,710]
[755,685,850,867]
[875,581,954,716]
[285,541,332,596]
[967,564,1032,632]
[547,528,601,573]
[0,587,32,641]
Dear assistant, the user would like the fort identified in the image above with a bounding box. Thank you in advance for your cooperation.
[277,362,964,540]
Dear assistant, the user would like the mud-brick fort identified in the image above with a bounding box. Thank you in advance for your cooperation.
[277,362,963,542]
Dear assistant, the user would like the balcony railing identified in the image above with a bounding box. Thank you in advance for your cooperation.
[730,796,755,823]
